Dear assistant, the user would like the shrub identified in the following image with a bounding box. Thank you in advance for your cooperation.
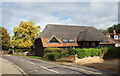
[61,48,70,57]
[45,52,61,61]
[44,48,62,61]
[99,47,108,59]
[70,47,76,55]
[43,47,108,60]
[71,48,102,58]
[44,47,61,53]
[16,49,24,52]
[100,47,108,54]
[103,47,120,59]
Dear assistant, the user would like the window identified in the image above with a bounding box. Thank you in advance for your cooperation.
[102,40,109,43]
[92,42,96,48]
[68,39,75,43]
[114,35,118,39]
[105,40,109,43]
[62,39,69,43]
[62,39,75,43]
[82,42,96,48]
[47,37,60,44]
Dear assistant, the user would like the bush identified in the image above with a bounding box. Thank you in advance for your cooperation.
[61,48,70,57]
[70,47,76,55]
[103,47,120,59]
[43,47,108,60]
[16,49,24,52]
[45,52,61,61]
[44,48,62,61]
[99,47,108,59]
[44,47,61,53]
[100,47,108,54]
[71,48,102,58]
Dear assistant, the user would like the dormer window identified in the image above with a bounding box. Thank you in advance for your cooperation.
[114,35,118,39]
[47,36,60,44]
[62,39,68,43]
[62,39,75,43]
[68,39,75,43]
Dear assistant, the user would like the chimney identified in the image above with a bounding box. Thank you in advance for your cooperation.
[113,30,116,35]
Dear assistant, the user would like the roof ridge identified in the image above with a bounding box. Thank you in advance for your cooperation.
[46,24,93,27]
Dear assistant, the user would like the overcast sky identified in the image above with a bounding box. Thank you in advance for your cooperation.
[1,0,118,36]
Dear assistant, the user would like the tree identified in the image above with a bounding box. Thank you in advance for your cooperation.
[100,24,120,34]
[107,24,120,33]
[99,29,108,34]
[11,21,40,49]
[107,27,114,33]
[0,26,10,50]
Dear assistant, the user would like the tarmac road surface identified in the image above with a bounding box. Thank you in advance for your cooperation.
[2,55,113,75]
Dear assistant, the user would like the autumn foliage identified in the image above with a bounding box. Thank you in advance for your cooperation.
[0,26,10,50]
[11,21,40,49]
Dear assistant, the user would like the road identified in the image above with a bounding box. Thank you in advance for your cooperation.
[2,55,105,75]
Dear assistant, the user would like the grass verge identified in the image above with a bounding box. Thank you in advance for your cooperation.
[56,59,73,62]
[12,54,24,56]
[29,56,48,61]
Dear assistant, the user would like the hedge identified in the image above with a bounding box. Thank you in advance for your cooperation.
[71,47,103,58]
[43,48,62,60]
[103,47,120,59]
[44,47,61,53]
[44,47,108,60]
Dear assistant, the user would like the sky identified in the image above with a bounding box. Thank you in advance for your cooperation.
[1,0,119,36]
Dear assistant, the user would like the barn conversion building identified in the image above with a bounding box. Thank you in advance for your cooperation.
[33,24,108,56]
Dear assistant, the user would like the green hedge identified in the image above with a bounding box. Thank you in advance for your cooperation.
[103,47,120,59]
[44,48,62,60]
[44,47,108,60]
[44,47,61,53]
[71,47,103,58]
[45,52,61,61]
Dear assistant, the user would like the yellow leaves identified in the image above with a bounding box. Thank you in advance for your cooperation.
[29,21,34,25]
[1,26,10,50]
[18,40,32,48]
[12,21,41,49]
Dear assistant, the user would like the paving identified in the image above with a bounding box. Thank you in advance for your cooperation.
[0,56,2,75]
[1,56,22,75]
